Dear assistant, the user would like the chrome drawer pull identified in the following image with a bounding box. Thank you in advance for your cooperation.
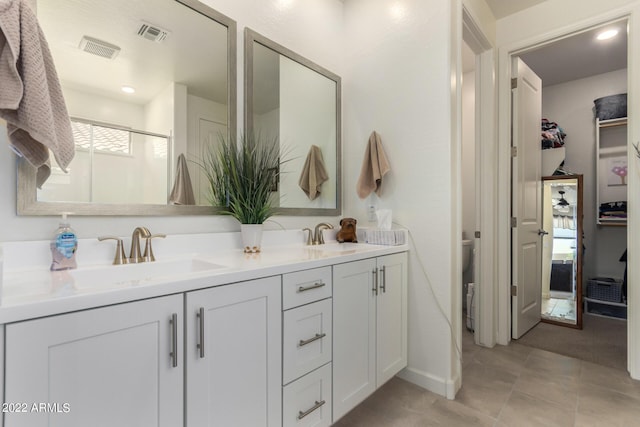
[380,265,386,293]
[372,268,378,295]
[197,307,205,359]
[298,400,326,420]
[297,282,326,293]
[170,313,178,368]
[298,333,327,347]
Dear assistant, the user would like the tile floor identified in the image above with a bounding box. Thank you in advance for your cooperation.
[541,295,576,323]
[333,330,640,427]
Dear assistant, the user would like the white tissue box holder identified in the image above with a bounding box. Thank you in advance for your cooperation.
[364,229,406,246]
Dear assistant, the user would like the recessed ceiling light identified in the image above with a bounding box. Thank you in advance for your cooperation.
[121,86,136,94]
[597,29,619,41]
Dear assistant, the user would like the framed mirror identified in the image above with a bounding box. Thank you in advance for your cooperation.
[17,0,236,215]
[541,175,583,328]
[244,29,341,216]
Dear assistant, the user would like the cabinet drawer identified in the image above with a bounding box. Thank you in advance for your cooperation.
[283,363,332,427]
[283,267,332,310]
[283,298,332,384]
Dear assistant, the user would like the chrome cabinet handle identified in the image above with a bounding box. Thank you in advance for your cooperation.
[170,313,178,368]
[297,282,326,293]
[372,268,378,295]
[297,400,326,420]
[197,307,205,359]
[298,333,327,347]
[380,265,386,293]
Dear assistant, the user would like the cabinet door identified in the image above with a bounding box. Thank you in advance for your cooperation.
[332,258,376,421]
[186,276,282,427]
[376,252,408,385]
[5,295,183,427]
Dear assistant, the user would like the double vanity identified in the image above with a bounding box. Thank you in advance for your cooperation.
[0,230,407,426]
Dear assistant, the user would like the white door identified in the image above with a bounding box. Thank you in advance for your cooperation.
[5,295,184,427]
[185,276,282,427]
[511,57,543,339]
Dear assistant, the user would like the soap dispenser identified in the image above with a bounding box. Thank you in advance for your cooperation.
[50,213,78,271]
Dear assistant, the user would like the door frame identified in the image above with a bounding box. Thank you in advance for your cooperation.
[461,4,497,350]
[495,5,639,379]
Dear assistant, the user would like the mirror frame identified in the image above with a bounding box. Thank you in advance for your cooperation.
[541,174,584,329]
[244,28,342,216]
[17,0,236,216]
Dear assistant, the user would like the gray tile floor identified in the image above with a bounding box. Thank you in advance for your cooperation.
[333,330,640,426]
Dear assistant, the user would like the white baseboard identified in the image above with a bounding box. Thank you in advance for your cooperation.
[396,367,461,400]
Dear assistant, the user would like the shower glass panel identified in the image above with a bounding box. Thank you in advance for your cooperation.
[36,120,171,205]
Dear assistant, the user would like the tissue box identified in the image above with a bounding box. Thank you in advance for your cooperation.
[364,229,406,246]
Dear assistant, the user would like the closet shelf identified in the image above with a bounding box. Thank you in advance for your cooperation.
[598,117,627,128]
[599,146,627,156]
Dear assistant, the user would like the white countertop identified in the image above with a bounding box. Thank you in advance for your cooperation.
[0,230,408,324]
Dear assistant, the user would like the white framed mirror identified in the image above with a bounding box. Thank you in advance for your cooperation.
[17,0,237,215]
[244,28,341,216]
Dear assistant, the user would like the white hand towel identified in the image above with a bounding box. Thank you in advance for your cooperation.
[298,144,329,200]
[0,0,74,187]
[356,131,390,199]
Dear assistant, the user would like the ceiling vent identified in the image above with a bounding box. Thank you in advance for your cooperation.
[137,21,170,43]
[79,36,121,59]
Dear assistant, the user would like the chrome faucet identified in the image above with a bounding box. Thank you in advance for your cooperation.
[129,227,151,263]
[313,223,334,245]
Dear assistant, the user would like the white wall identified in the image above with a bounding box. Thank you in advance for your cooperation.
[62,85,145,129]
[344,0,459,397]
[541,69,628,281]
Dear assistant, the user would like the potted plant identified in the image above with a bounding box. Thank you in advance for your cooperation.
[200,133,282,253]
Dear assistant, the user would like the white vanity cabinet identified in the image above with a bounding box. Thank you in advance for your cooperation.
[4,294,184,427]
[282,267,333,427]
[332,252,408,422]
[0,240,409,427]
[185,276,282,427]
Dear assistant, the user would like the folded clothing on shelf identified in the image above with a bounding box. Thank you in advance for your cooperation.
[599,201,627,218]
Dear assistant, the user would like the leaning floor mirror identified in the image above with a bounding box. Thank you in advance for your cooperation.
[244,28,342,216]
[17,0,236,215]
[540,174,584,328]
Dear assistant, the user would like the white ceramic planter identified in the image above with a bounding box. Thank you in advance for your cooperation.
[241,224,263,253]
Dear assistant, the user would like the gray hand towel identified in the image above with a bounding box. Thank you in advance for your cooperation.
[0,0,74,187]
[356,131,390,199]
[298,144,329,200]
[169,154,196,205]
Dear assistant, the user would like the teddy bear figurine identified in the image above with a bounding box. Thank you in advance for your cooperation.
[337,217,358,243]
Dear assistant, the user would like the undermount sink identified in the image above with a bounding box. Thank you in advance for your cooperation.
[66,258,226,288]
